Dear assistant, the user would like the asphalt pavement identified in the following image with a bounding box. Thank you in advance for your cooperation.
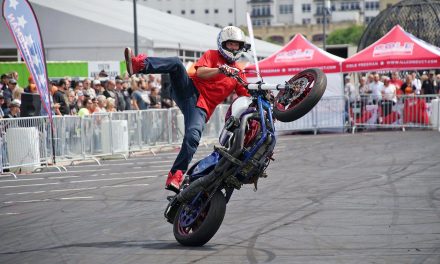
[0,130,439,264]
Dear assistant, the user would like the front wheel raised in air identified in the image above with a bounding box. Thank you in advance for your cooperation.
[173,190,226,247]
[273,68,327,122]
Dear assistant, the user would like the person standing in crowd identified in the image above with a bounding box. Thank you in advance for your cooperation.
[2,78,17,108]
[68,90,78,115]
[84,78,96,99]
[103,79,117,100]
[149,86,161,108]
[78,98,96,117]
[105,97,117,112]
[422,71,437,95]
[23,76,37,93]
[124,25,250,192]
[131,79,150,110]
[114,79,126,111]
[370,73,383,105]
[0,94,6,118]
[74,81,84,93]
[401,74,417,95]
[411,71,422,95]
[122,80,132,110]
[4,99,20,118]
[94,95,107,113]
[94,80,105,96]
[0,74,9,91]
[390,71,403,89]
[344,75,357,106]
[381,76,397,117]
[53,78,70,115]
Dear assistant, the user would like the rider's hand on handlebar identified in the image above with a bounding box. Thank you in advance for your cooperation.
[218,64,240,77]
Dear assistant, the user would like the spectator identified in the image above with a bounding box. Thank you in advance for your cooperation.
[64,76,72,91]
[103,79,117,100]
[149,87,161,108]
[23,76,38,93]
[75,90,85,111]
[53,78,70,115]
[83,78,96,98]
[9,71,20,90]
[74,81,84,92]
[92,80,103,97]
[78,98,95,117]
[0,94,6,118]
[114,79,126,111]
[400,74,417,95]
[4,99,20,118]
[370,73,383,104]
[105,97,117,112]
[122,80,132,110]
[344,75,357,106]
[2,78,16,108]
[411,71,422,95]
[0,74,9,91]
[422,71,437,95]
[390,71,403,89]
[68,90,78,115]
[381,76,397,117]
[94,95,107,113]
[131,79,150,110]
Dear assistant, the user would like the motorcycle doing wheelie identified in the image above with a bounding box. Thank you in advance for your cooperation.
[164,67,327,246]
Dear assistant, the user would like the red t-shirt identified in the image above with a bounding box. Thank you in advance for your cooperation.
[191,50,249,120]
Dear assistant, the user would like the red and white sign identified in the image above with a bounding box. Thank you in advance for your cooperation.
[342,25,440,72]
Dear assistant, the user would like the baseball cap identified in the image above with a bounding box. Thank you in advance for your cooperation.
[93,80,101,85]
[9,78,17,84]
[10,99,21,107]
[77,91,84,96]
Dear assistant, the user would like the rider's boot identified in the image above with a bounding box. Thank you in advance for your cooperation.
[165,170,184,193]
[124,47,147,76]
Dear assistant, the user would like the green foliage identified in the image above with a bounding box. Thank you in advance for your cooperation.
[327,25,365,45]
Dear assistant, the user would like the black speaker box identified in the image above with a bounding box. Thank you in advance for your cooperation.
[20,92,42,117]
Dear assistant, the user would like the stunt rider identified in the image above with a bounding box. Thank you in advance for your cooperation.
[124,26,250,193]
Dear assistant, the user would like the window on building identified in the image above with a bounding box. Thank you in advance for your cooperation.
[181,10,185,15]
[228,8,233,13]
[0,49,18,62]
[302,3,311,13]
[167,10,171,14]
[365,16,375,24]
[280,4,293,14]
[302,18,311,25]
[205,9,209,14]
[365,1,379,10]
[214,9,218,14]
[190,9,195,14]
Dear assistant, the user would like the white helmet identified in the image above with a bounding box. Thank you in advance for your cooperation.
[217,26,246,62]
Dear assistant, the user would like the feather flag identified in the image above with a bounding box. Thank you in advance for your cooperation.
[2,0,52,119]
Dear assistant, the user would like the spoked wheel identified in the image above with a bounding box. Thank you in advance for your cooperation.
[173,191,226,247]
[273,68,326,122]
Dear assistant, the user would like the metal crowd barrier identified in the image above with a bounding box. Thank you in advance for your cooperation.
[1,98,438,173]
[349,94,440,132]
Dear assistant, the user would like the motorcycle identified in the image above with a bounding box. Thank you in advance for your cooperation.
[164,67,327,246]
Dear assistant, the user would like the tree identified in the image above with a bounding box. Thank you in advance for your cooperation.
[327,25,365,46]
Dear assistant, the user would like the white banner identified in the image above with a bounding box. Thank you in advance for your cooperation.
[88,61,120,79]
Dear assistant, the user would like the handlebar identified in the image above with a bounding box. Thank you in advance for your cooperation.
[233,72,293,91]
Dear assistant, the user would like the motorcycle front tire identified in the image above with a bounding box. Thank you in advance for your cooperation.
[173,190,226,247]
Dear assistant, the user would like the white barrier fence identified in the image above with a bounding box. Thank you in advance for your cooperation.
[1,96,439,173]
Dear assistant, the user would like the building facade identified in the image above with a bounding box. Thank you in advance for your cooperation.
[131,0,400,46]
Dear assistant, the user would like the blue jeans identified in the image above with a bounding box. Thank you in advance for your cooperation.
[141,57,207,172]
